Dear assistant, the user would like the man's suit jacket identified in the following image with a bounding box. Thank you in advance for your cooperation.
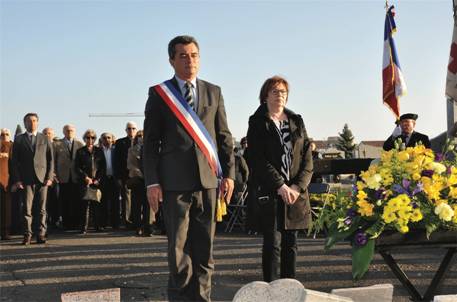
[11,132,54,185]
[54,138,84,184]
[383,131,431,151]
[143,77,235,191]
[113,136,132,180]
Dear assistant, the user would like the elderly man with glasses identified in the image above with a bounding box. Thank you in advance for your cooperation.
[54,124,84,230]
[113,121,138,229]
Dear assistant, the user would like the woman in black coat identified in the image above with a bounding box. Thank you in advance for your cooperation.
[75,129,106,234]
[247,76,313,282]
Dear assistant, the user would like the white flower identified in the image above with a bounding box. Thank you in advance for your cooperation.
[366,174,382,190]
[434,203,454,221]
[426,162,447,175]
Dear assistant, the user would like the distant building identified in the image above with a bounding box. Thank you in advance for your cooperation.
[311,138,345,159]
[356,141,384,158]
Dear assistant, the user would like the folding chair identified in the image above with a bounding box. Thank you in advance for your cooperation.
[224,184,248,233]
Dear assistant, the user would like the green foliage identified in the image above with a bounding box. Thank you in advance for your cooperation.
[352,239,375,280]
[336,123,356,159]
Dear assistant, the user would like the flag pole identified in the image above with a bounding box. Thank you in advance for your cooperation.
[448,0,457,138]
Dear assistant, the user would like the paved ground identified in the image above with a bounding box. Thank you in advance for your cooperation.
[0,229,456,302]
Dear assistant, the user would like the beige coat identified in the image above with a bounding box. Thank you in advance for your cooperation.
[54,138,84,183]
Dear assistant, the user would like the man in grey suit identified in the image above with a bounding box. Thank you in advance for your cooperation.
[54,124,84,230]
[143,35,235,301]
[11,113,54,245]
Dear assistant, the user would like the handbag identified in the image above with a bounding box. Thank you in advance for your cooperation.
[83,186,102,203]
[82,152,102,203]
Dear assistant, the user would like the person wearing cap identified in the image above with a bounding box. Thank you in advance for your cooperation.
[383,113,431,151]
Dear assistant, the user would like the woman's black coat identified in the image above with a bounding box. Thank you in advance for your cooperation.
[74,146,106,187]
[247,103,313,230]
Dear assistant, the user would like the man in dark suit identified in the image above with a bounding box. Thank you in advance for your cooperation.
[100,132,120,229]
[383,113,431,151]
[143,35,235,301]
[11,113,54,245]
[113,121,137,228]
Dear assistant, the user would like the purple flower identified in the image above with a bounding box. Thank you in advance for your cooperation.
[421,170,434,178]
[375,189,385,200]
[412,182,423,196]
[435,153,444,162]
[392,184,407,194]
[402,179,411,190]
[411,202,419,209]
[344,217,352,225]
[354,231,368,246]
[346,208,357,217]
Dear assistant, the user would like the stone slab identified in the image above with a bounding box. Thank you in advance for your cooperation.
[61,288,120,302]
[303,289,354,302]
[434,294,457,302]
[331,284,393,302]
[233,278,353,302]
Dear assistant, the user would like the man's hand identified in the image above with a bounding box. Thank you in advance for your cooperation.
[147,185,163,213]
[221,178,234,204]
[44,179,53,187]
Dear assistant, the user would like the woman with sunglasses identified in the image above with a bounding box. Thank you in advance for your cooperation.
[75,129,106,234]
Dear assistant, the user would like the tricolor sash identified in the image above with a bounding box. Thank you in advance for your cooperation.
[153,80,223,179]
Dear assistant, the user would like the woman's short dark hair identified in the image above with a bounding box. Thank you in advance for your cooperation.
[259,76,289,104]
[23,112,39,123]
[168,35,199,59]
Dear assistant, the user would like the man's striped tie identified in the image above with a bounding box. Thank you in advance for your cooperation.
[184,81,195,110]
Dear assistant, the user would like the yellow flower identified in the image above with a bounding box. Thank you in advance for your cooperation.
[449,187,457,199]
[452,205,457,224]
[357,200,374,217]
[410,209,423,222]
[398,151,410,161]
[399,225,409,233]
[357,190,368,200]
[435,203,455,221]
[412,173,421,181]
[382,210,397,223]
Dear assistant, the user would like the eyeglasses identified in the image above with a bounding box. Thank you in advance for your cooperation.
[85,136,96,140]
[127,127,136,130]
[0,133,9,136]
[271,89,288,95]
[102,136,112,140]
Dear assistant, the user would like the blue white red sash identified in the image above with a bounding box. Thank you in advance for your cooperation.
[153,80,223,179]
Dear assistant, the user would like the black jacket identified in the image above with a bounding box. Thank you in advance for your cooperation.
[113,136,132,180]
[247,103,313,230]
[383,131,431,151]
[75,146,106,186]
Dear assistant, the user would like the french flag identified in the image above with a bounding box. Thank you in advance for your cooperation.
[382,5,407,119]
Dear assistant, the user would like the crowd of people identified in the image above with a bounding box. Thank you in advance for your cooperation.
[0,118,165,244]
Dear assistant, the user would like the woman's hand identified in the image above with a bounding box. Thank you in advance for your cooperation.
[84,177,93,186]
[277,184,299,205]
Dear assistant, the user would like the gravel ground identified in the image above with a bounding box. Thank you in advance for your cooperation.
[0,229,456,301]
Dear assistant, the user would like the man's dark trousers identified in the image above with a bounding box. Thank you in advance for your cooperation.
[164,189,216,302]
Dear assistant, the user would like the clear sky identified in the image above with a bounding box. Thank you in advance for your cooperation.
[0,0,452,143]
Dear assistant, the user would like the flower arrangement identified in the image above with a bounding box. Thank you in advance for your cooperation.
[315,140,457,280]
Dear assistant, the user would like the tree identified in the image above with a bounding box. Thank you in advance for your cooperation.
[337,124,356,159]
